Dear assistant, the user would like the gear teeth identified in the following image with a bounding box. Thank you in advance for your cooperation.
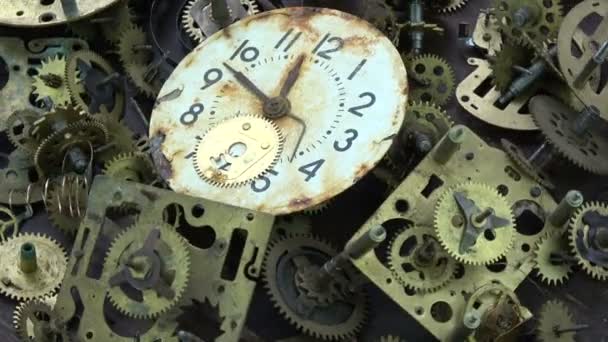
[537,300,575,342]
[532,232,572,286]
[117,24,149,67]
[32,55,72,108]
[493,0,564,47]
[13,295,60,340]
[568,201,608,281]
[302,199,333,216]
[408,54,456,106]
[438,0,469,13]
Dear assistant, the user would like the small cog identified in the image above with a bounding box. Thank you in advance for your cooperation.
[434,182,515,265]
[193,115,284,188]
[493,0,563,47]
[263,234,368,341]
[568,201,608,281]
[438,0,470,13]
[501,139,555,190]
[407,54,456,106]
[32,55,72,108]
[490,43,535,92]
[12,295,69,342]
[103,152,158,184]
[100,1,135,44]
[103,222,191,319]
[533,232,572,286]
[537,300,576,342]
[124,61,163,98]
[117,25,152,67]
[5,109,41,152]
[387,226,457,293]
[0,233,67,301]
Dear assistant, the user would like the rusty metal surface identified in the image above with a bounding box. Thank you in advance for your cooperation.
[0,0,121,27]
[150,7,407,215]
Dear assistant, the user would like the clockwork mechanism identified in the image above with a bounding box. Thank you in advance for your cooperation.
[150,7,407,215]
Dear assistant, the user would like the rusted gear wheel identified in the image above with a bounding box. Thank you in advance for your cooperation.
[501,139,555,190]
[100,0,135,44]
[117,25,152,66]
[262,234,368,341]
[494,0,563,46]
[407,54,456,106]
[537,300,576,342]
[12,296,69,342]
[103,152,158,184]
[124,61,163,98]
[32,55,72,108]
[533,232,572,286]
[490,42,535,92]
[5,109,40,152]
[568,202,608,281]
[387,226,457,293]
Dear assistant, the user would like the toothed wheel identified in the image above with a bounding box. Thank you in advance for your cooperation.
[5,109,40,152]
[124,61,163,98]
[0,233,67,301]
[103,152,158,184]
[434,182,515,265]
[530,95,608,175]
[568,202,608,281]
[387,226,457,293]
[533,232,572,286]
[103,222,191,319]
[181,0,260,44]
[490,43,535,92]
[271,215,313,240]
[193,115,284,188]
[438,0,469,13]
[537,300,576,342]
[117,25,152,67]
[262,234,368,341]
[494,0,564,47]
[95,115,139,163]
[501,139,555,190]
[100,1,135,44]
[302,200,332,216]
[32,55,72,109]
[12,296,68,342]
[407,54,455,106]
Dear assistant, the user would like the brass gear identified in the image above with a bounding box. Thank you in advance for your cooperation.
[533,232,572,286]
[95,116,139,163]
[12,296,69,342]
[100,1,135,44]
[530,95,608,175]
[103,221,191,319]
[494,0,563,46]
[537,300,576,342]
[103,152,158,184]
[434,182,515,265]
[0,233,67,301]
[117,25,152,67]
[65,49,124,120]
[46,176,88,235]
[6,109,41,152]
[501,139,555,190]
[124,61,163,98]
[32,55,72,109]
[262,234,368,341]
[387,226,457,293]
[34,118,109,178]
[568,202,608,281]
[407,54,456,106]
[193,115,284,188]
[490,43,535,92]
[376,336,406,342]
[438,0,470,13]
[181,0,260,44]
[30,106,84,142]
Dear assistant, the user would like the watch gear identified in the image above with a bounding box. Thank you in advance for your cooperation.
[537,300,576,342]
[376,336,406,342]
[65,49,124,120]
[530,95,608,175]
[46,176,88,235]
[12,296,68,342]
[568,202,608,281]
[34,118,109,178]
[124,61,163,98]
[94,116,139,163]
[387,225,457,293]
[263,234,368,341]
[490,43,535,92]
[434,182,515,265]
[181,0,260,44]
[103,222,191,319]
[103,152,158,184]
[31,106,84,142]
[501,139,555,190]
[302,200,332,216]
[407,54,456,106]
[0,233,67,301]
[117,25,151,67]
[533,232,572,286]
[193,115,284,188]
[438,0,469,13]
[31,55,72,109]
[6,109,40,152]
[494,0,563,46]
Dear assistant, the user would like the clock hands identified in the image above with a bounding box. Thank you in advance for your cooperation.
[280,54,306,97]
[222,62,270,102]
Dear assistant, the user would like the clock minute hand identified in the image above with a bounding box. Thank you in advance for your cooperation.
[279,54,306,97]
[222,62,270,102]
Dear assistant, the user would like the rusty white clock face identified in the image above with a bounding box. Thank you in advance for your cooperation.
[149,7,407,215]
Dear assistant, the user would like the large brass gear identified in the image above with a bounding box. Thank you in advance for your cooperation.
[31,55,72,109]
[407,54,456,106]
[46,176,88,235]
[568,202,608,281]
[530,95,608,175]
[193,115,284,188]
[533,232,572,286]
[500,139,555,190]
[434,182,515,265]
[181,0,260,44]
[494,0,563,46]
[103,222,191,319]
[537,300,576,342]
[12,296,69,342]
[34,118,109,178]
[103,152,158,184]
[0,233,67,301]
[490,43,535,92]
[262,234,368,341]
[387,225,457,293]
[6,109,40,152]
[65,49,124,120]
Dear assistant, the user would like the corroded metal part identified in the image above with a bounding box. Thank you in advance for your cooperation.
[0,0,121,27]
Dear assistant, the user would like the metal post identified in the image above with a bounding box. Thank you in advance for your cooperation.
[434,125,465,164]
[549,190,584,227]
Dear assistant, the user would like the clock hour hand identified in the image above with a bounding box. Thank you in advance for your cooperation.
[279,54,306,97]
[222,62,270,102]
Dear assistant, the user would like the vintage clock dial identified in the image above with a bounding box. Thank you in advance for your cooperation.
[150,7,407,215]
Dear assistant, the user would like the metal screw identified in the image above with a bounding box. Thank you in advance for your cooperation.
[473,208,494,224]
[530,186,542,198]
